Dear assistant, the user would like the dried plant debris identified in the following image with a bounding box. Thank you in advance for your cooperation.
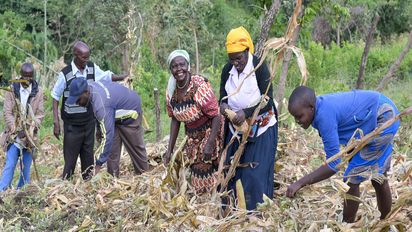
[0,126,410,231]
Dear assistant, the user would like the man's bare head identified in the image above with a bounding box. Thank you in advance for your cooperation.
[20,62,34,88]
[73,41,90,69]
[288,86,316,129]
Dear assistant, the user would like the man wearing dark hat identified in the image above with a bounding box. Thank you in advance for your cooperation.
[66,78,148,177]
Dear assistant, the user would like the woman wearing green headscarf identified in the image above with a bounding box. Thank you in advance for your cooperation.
[164,49,224,193]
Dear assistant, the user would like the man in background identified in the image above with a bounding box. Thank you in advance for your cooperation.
[66,78,148,177]
[0,63,44,190]
[51,41,128,180]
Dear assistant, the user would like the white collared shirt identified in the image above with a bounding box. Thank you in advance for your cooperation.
[14,83,32,149]
[225,53,277,137]
[225,53,261,112]
[19,83,32,116]
[51,60,113,101]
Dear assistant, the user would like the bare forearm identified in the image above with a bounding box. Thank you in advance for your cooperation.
[167,118,180,154]
[111,73,128,82]
[52,99,60,123]
[206,115,220,146]
[297,165,336,187]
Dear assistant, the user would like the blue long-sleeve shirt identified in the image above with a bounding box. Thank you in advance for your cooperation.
[89,81,142,166]
[311,90,380,171]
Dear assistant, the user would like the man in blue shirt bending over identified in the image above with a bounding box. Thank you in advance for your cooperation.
[66,78,148,177]
[285,86,400,223]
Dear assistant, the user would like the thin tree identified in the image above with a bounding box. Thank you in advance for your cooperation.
[376,30,412,91]
[255,0,282,58]
[356,14,380,89]
[43,0,47,86]
[276,13,303,113]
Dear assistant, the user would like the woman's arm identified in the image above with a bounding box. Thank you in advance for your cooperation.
[203,115,220,160]
[164,117,181,165]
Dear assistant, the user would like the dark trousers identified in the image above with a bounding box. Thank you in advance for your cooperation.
[108,115,148,177]
[62,120,95,180]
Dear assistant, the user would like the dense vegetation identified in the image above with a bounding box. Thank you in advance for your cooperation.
[1,0,411,142]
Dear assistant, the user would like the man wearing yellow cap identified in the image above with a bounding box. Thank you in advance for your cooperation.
[219,26,278,210]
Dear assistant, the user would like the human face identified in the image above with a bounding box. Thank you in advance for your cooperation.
[74,47,90,70]
[228,50,248,73]
[170,56,189,83]
[288,103,314,129]
[20,69,34,88]
[77,91,90,107]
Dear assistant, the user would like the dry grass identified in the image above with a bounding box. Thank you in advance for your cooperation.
[0,123,410,231]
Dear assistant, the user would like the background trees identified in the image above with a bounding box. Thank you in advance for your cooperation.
[0,0,411,139]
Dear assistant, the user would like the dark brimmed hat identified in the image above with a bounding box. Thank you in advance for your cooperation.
[66,78,88,105]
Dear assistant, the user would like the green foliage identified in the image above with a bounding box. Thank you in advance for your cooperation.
[0,11,33,79]
[131,42,169,140]
[1,0,412,143]
[280,34,412,100]
[377,0,412,42]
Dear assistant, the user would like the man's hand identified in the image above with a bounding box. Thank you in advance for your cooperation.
[96,130,103,144]
[286,181,303,198]
[95,164,102,175]
[17,130,26,138]
[53,121,60,140]
[232,110,246,126]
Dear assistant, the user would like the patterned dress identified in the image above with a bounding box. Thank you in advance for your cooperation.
[166,75,224,193]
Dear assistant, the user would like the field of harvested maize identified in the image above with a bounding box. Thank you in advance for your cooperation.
[0,121,410,231]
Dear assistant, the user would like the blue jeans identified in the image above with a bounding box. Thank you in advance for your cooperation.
[0,144,32,191]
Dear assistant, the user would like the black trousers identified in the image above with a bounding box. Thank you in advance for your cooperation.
[62,120,95,180]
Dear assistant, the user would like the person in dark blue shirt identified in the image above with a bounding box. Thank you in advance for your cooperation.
[285,86,400,223]
[66,78,148,177]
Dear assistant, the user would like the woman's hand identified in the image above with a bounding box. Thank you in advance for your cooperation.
[220,103,230,118]
[232,110,246,126]
[203,141,215,161]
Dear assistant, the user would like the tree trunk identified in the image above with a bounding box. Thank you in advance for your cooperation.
[376,31,412,91]
[121,44,130,73]
[193,27,200,73]
[254,0,282,58]
[356,14,380,89]
[154,88,161,142]
[336,22,341,46]
[43,0,47,86]
[276,24,302,113]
